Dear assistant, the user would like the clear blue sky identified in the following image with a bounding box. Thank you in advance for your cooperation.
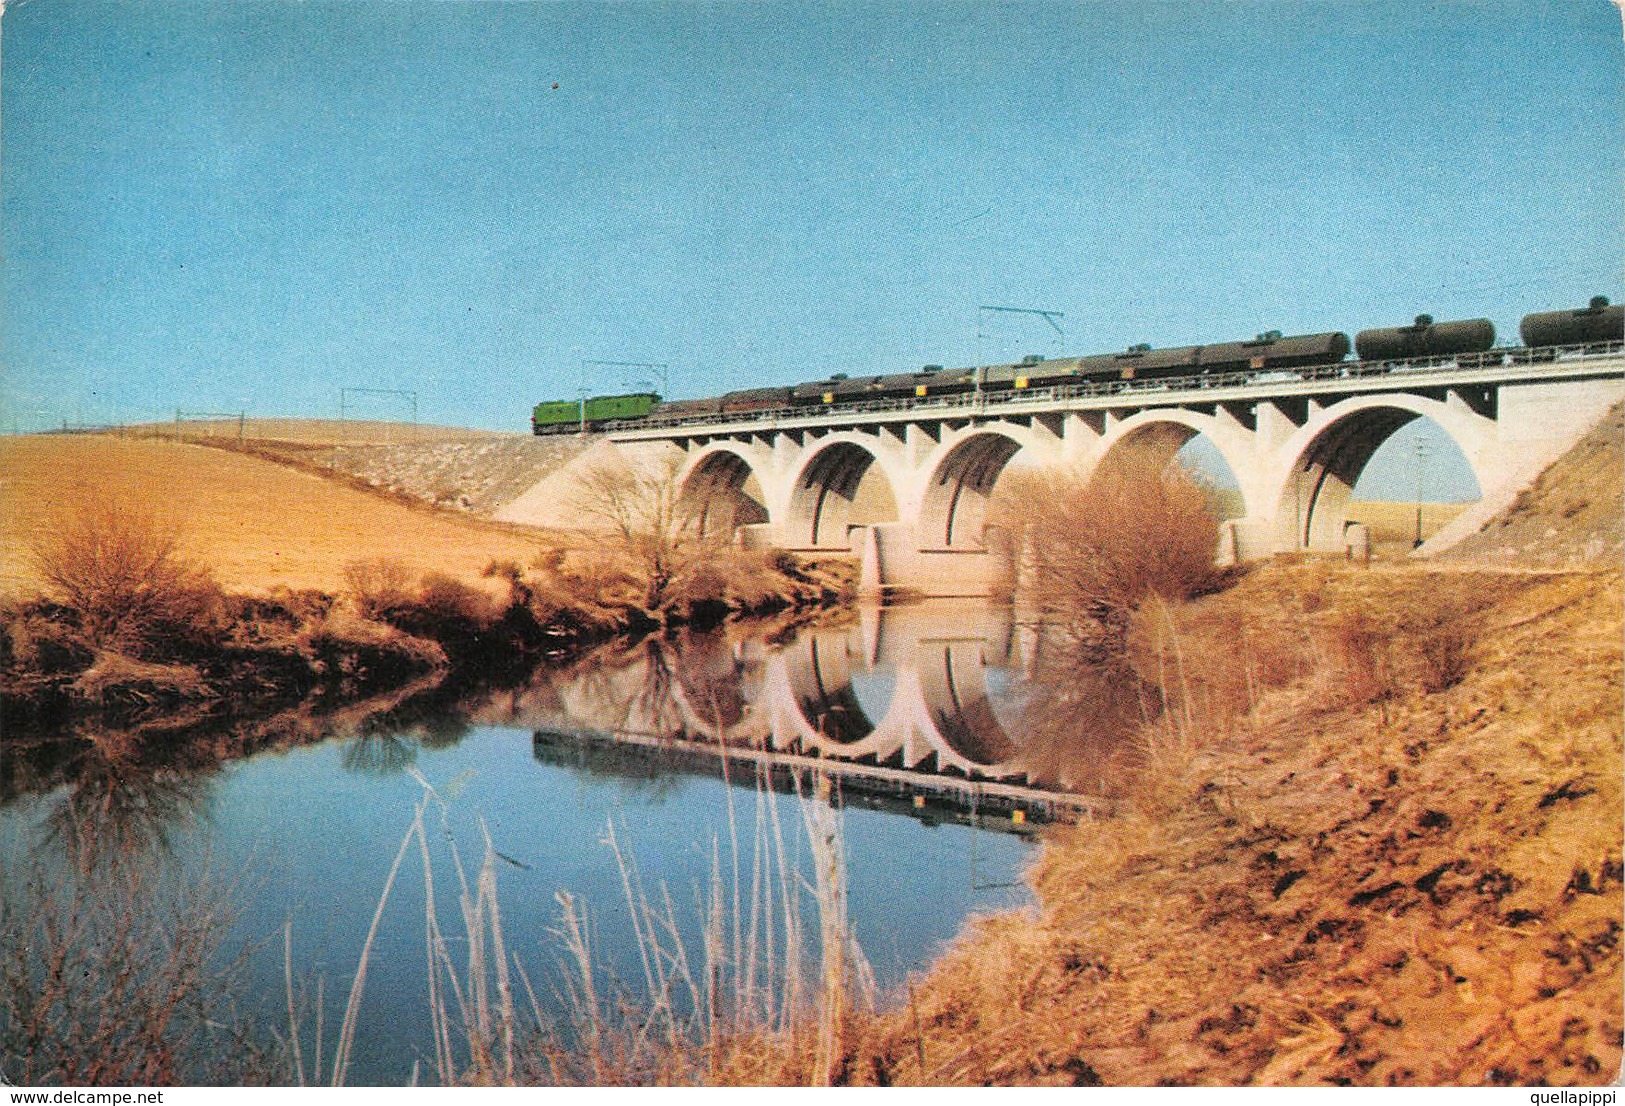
[4,0,1621,459]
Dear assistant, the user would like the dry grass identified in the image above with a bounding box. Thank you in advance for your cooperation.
[832,563,1622,1086]
[0,435,549,597]
[279,768,869,1087]
[1444,402,1624,568]
[525,771,872,1087]
[988,450,1225,656]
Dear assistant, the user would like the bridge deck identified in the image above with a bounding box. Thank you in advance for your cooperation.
[607,344,1625,441]
[535,725,1106,824]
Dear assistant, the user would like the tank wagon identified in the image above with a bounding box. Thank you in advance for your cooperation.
[532,298,1620,432]
[1354,314,1497,364]
[1519,296,1624,353]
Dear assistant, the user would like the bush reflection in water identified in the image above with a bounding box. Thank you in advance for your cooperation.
[1,743,269,1086]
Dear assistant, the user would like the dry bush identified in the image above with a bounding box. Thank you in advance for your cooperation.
[563,455,727,611]
[989,450,1224,654]
[415,571,499,626]
[0,858,269,1085]
[26,502,223,653]
[1396,582,1497,693]
[1,600,95,675]
[549,550,648,609]
[1321,604,1402,705]
[1311,577,1500,705]
[666,548,797,618]
[297,611,447,687]
[68,652,211,710]
[342,557,414,620]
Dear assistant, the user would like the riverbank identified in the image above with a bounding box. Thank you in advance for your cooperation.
[0,429,854,747]
[700,560,1621,1086]
[1,552,851,743]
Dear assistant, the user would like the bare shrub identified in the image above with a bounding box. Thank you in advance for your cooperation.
[547,456,832,622]
[416,571,498,626]
[26,502,223,653]
[989,450,1225,654]
[0,858,268,1085]
[563,455,722,611]
[342,557,413,620]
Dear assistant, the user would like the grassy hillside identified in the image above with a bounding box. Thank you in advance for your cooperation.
[1443,402,1624,568]
[0,433,549,597]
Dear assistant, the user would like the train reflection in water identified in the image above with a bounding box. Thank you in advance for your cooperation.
[507,602,1119,830]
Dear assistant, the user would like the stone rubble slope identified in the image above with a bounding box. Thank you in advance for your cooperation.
[1436,402,1623,568]
[321,433,595,517]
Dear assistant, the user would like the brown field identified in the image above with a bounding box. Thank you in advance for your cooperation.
[1205,490,1467,552]
[0,432,552,598]
[1347,497,1470,547]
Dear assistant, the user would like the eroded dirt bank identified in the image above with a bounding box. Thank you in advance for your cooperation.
[821,564,1622,1086]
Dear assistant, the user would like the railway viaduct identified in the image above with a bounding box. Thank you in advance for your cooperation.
[509,348,1624,598]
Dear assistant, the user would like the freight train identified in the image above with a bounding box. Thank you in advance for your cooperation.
[531,297,1624,434]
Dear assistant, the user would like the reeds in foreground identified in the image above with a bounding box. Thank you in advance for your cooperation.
[536,767,873,1086]
[281,763,868,1086]
[281,769,522,1087]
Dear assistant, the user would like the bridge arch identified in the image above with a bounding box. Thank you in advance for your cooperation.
[677,444,772,538]
[912,637,1022,768]
[1092,409,1257,517]
[781,629,882,746]
[1271,394,1494,551]
[917,425,1049,549]
[783,434,904,549]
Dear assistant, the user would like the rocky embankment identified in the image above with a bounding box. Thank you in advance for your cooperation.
[292,433,593,516]
[1436,403,1623,568]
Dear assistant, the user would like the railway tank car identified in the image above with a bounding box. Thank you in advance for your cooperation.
[1519,296,1624,349]
[1198,330,1351,373]
[1354,314,1496,363]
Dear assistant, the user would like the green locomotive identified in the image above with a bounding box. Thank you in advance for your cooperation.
[531,392,661,435]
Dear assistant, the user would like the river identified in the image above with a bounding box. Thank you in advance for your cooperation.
[1,600,1119,1085]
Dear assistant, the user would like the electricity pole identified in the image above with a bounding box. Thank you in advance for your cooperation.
[1413,438,1432,549]
[975,306,1066,406]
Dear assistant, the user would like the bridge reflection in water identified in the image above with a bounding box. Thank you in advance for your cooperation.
[500,602,1122,827]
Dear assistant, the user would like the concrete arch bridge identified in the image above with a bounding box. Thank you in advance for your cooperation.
[489,350,1625,597]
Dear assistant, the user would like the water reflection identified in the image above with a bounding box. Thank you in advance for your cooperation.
[33,755,214,875]
[474,601,1134,819]
[6,602,1137,839]
[0,603,1056,1086]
